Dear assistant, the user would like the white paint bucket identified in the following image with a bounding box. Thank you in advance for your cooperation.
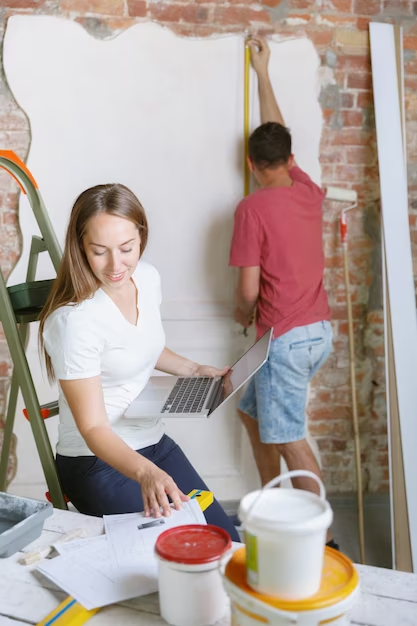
[154,524,232,626]
[222,546,360,626]
[239,471,333,599]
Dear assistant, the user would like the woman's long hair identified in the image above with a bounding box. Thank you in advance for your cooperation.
[39,183,148,381]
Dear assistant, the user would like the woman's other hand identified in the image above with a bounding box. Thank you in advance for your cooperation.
[137,460,189,518]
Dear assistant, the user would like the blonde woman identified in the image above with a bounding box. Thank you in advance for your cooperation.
[39,183,239,541]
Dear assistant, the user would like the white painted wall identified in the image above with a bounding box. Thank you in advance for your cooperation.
[3,16,323,501]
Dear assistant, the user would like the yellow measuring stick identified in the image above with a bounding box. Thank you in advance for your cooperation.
[36,490,214,626]
[244,41,251,197]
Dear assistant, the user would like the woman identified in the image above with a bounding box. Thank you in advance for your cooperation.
[39,183,239,541]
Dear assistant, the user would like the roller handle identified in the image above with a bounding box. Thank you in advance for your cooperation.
[340,213,348,244]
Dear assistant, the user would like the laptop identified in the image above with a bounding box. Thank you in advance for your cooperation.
[124,328,273,419]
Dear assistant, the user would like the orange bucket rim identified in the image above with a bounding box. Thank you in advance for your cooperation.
[224,546,359,612]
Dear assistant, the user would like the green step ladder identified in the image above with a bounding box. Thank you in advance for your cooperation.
[0,150,66,509]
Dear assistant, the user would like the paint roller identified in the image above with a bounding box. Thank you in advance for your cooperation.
[326,185,365,565]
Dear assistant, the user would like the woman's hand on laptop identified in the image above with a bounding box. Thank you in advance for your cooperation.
[156,347,227,378]
[193,364,229,378]
[137,459,189,518]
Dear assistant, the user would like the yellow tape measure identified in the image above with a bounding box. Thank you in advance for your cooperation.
[244,41,251,197]
[37,490,214,626]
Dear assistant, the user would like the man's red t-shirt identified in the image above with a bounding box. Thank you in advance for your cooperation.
[229,166,330,339]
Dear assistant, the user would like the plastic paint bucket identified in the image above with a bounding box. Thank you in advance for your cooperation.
[222,546,360,626]
[155,524,232,626]
[239,471,333,599]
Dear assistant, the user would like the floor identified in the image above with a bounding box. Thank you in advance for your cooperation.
[328,493,392,568]
[223,492,392,569]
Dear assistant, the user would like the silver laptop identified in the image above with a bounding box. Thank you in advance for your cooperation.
[124,328,273,419]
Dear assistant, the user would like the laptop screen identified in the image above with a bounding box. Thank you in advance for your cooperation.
[210,328,273,414]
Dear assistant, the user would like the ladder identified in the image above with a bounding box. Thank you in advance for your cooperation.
[0,150,66,509]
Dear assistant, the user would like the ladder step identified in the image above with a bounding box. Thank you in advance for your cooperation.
[23,401,59,421]
[7,279,54,312]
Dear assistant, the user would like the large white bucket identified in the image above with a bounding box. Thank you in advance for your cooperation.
[222,546,360,626]
[155,524,232,626]
[239,471,333,599]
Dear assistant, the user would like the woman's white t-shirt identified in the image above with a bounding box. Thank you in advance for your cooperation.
[43,260,165,457]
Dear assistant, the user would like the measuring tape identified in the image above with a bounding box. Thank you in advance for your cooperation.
[36,490,214,626]
[244,41,251,198]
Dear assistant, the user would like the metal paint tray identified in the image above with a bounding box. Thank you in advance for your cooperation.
[0,492,53,558]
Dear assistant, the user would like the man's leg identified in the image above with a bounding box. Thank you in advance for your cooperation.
[238,409,281,486]
[276,439,322,494]
[255,322,333,537]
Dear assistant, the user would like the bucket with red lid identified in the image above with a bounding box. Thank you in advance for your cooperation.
[155,524,232,626]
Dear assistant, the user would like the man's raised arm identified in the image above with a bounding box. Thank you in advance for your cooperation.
[248,37,285,126]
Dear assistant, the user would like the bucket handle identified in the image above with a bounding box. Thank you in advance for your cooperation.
[245,470,326,525]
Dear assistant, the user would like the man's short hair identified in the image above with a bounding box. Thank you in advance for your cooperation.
[248,122,292,169]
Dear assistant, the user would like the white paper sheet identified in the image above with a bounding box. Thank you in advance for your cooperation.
[37,534,158,610]
[104,499,206,569]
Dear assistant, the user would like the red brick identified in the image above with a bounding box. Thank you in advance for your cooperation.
[288,0,314,8]
[316,14,357,28]
[284,12,312,23]
[150,3,210,23]
[1,211,18,226]
[4,0,42,6]
[325,255,344,269]
[126,1,147,18]
[212,5,270,26]
[329,129,373,146]
[353,0,382,14]
[357,91,374,107]
[199,0,254,3]
[308,30,334,47]
[404,35,417,50]
[337,55,371,71]
[341,110,364,127]
[261,0,284,6]
[0,111,28,132]
[347,72,372,90]
[169,23,219,38]
[341,92,355,108]
[406,77,417,92]
[75,16,140,32]
[320,150,344,164]
[61,0,125,14]
[328,0,353,11]
[345,145,376,164]
[404,57,417,74]
[322,109,334,125]
[320,163,336,180]
[357,17,369,30]
[382,0,414,14]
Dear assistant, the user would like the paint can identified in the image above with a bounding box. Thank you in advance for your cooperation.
[155,524,232,626]
[239,471,333,599]
[222,546,360,626]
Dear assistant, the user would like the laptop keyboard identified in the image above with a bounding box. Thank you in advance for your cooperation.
[161,377,213,414]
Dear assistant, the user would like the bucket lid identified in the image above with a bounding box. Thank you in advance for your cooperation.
[224,547,359,611]
[239,488,332,533]
[155,524,232,565]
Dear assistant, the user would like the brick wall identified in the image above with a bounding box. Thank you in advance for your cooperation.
[1,0,416,493]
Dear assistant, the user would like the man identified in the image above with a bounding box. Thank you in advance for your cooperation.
[230,38,336,546]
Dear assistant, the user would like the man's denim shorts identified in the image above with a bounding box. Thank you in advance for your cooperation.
[238,320,333,444]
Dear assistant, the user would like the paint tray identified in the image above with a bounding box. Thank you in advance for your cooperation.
[0,492,53,558]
